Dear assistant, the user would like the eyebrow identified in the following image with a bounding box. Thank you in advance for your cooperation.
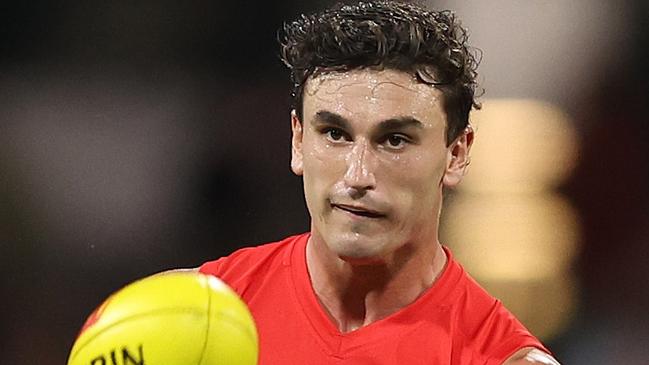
[313,110,425,132]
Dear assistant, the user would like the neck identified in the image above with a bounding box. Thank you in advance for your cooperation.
[306,233,447,333]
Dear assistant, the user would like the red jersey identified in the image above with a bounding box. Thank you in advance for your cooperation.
[200,233,548,364]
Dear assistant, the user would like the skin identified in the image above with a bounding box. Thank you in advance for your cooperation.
[289,67,560,365]
[505,348,562,365]
[291,68,471,332]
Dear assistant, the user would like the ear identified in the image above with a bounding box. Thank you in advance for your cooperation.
[290,110,304,176]
[443,125,474,187]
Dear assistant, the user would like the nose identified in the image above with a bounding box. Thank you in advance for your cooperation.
[343,139,377,194]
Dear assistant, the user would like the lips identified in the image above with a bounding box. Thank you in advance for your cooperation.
[332,203,385,218]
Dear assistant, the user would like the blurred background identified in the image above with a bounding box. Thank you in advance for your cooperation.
[0,0,647,363]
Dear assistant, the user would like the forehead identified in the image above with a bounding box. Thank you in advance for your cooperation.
[302,68,446,126]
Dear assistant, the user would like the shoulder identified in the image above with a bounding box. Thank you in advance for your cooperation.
[198,233,307,286]
[444,252,550,363]
[448,258,516,332]
[502,348,561,365]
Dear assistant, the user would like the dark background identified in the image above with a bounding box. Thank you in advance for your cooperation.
[1,1,647,363]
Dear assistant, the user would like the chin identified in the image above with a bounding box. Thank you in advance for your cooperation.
[328,232,390,264]
[338,254,386,266]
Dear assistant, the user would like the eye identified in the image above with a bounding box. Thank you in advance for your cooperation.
[323,128,349,142]
[383,134,409,149]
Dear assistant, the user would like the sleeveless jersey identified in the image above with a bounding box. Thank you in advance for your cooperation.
[200,233,548,364]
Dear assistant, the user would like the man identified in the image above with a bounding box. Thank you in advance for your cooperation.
[199,1,560,364]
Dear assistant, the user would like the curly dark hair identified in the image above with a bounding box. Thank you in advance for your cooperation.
[278,1,481,145]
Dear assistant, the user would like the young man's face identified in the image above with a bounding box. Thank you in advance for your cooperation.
[291,68,471,264]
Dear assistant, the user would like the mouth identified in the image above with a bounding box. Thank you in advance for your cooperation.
[332,203,386,219]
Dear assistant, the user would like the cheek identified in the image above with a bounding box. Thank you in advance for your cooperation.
[389,178,440,235]
[382,151,447,208]
[301,141,346,209]
[302,135,348,179]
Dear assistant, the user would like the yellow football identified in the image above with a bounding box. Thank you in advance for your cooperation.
[67,271,258,365]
